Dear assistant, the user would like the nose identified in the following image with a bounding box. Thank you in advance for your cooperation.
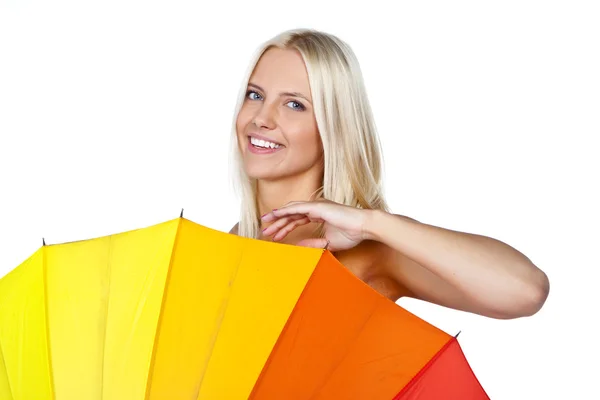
[252,102,277,130]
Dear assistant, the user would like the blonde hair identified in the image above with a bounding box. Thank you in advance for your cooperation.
[229,28,389,239]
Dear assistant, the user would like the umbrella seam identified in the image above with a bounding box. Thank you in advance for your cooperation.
[194,235,248,396]
[99,235,113,400]
[143,218,184,400]
[42,245,57,400]
[391,336,457,400]
[0,335,14,400]
[248,249,327,399]
[452,338,490,399]
[310,279,381,399]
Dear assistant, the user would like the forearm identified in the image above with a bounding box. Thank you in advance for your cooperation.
[363,210,549,317]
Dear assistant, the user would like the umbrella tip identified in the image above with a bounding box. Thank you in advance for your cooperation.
[42,237,46,246]
[454,330,461,338]
[180,208,184,218]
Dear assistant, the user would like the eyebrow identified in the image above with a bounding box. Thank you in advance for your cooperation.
[248,83,312,104]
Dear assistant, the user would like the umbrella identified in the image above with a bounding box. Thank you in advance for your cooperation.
[0,216,489,399]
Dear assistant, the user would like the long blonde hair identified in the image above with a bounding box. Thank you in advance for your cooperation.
[229,28,389,239]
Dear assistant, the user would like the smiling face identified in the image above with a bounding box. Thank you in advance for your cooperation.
[236,47,323,182]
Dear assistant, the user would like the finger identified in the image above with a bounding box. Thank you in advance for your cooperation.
[262,200,330,222]
[262,214,305,236]
[272,217,311,241]
[263,202,324,221]
[261,209,290,223]
[274,213,324,224]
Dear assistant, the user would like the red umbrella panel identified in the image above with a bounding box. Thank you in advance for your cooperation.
[0,217,489,399]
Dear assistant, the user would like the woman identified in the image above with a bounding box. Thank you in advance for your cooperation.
[229,28,549,319]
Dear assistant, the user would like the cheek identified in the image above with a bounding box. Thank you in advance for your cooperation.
[286,116,320,147]
[302,122,322,155]
[289,129,322,160]
[236,109,252,140]
[236,110,246,132]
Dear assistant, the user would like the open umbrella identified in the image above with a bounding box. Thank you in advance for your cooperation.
[0,217,489,399]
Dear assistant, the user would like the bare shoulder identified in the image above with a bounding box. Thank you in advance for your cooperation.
[229,223,239,235]
[359,212,428,301]
[334,240,410,302]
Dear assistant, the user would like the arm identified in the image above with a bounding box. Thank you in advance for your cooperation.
[365,211,550,319]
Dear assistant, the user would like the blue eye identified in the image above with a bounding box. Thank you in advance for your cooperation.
[247,90,262,100]
[246,89,305,111]
[287,101,305,111]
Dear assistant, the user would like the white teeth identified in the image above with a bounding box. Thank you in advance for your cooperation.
[250,136,281,149]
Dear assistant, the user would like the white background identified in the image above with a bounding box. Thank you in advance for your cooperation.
[1,1,598,398]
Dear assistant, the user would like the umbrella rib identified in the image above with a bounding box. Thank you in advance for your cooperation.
[195,239,247,394]
[0,338,14,400]
[309,297,381,399]
[42,245,56,399]
[247,250,327,400]
[143,218,185,399]
[391,336,465,400]
[99,235,114,400]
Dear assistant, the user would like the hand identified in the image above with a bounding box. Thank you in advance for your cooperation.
[260,200,373,252]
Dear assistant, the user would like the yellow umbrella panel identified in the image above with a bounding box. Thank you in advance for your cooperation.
[0,217,488,399]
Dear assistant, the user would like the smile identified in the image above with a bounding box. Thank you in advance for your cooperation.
[247,135,285,155]
[250,136,282,149]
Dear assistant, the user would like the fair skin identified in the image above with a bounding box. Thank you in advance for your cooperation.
[232,47,550,320]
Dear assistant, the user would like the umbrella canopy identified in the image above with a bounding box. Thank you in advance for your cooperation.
[0,217,489,399]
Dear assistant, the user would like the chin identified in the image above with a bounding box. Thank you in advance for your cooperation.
[245,166,302,183]
[243,165,280,181]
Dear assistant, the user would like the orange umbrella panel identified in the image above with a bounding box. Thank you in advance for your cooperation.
[0,217,489,399]
[249,251,489,399]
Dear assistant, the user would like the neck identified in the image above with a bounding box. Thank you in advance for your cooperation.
[255,166,323,241]
[256,172,322,217]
